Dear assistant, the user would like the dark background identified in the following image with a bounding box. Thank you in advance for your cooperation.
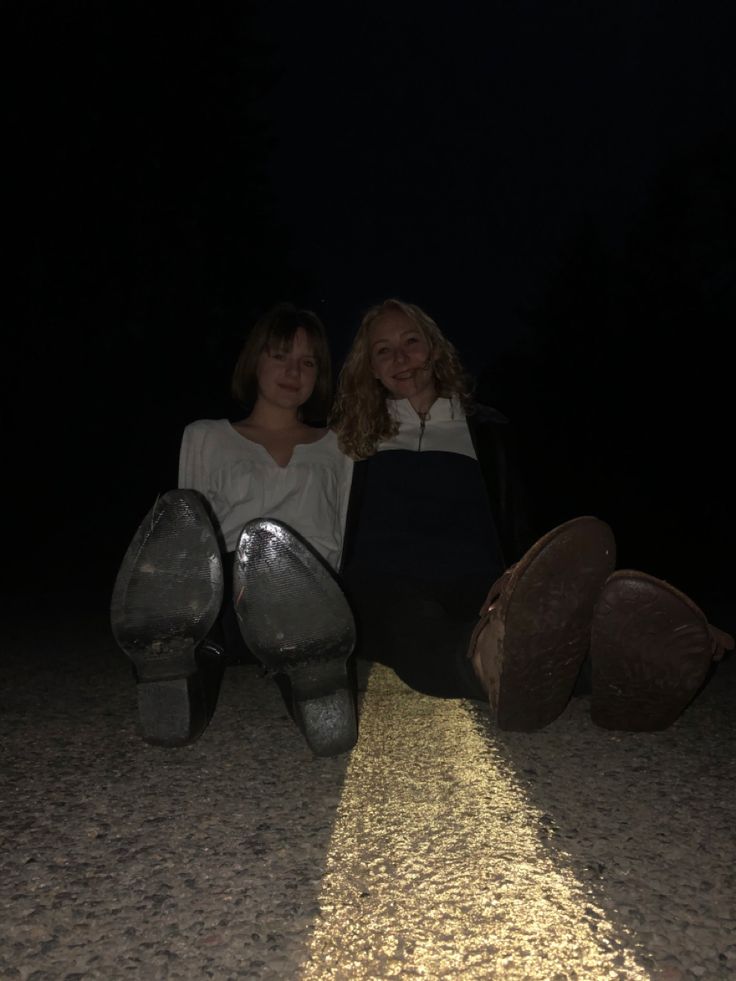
[6,1,735,629]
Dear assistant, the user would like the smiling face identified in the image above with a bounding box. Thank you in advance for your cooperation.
[368,309,437,411]
[255,327,319,412]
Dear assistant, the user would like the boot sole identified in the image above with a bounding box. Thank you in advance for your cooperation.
[497,515,616,731]
[234,519,357,757]
[591,570,713,731]
[111,490,223,746]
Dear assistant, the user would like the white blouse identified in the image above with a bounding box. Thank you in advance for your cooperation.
[178,419,353,569]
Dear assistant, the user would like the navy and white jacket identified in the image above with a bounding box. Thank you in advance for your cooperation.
[340,398,531,582]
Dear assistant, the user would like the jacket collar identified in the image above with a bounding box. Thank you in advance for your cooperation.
[387,397,464,424]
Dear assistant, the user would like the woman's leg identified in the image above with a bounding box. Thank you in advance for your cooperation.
[344,573,486,699]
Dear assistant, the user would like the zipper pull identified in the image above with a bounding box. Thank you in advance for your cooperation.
[417,414,426,452]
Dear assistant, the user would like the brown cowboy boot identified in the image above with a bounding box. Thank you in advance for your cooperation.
[590,570,734,731]
[469,516,616,731]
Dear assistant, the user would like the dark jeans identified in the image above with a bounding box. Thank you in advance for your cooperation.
[216,552,487,698]
[342,571,487,699]
[217,546,594,700]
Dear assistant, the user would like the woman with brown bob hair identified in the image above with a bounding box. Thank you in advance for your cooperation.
[331,299,732,733]
[231,303,332,423]
[111,303,357,758]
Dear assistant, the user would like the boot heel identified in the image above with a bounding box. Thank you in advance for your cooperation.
[289,660,357,757]
[137,675,207,747]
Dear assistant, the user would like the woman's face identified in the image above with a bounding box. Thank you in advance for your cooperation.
[368,310,436,406]
[256,327,318,411]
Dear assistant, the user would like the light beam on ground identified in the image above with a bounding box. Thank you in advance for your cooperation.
[300,664,648,979]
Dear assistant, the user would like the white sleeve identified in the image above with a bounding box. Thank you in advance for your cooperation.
[178,422,206,492]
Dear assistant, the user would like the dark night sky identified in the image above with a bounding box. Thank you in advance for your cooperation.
[6,1,736,623]
[256,0,735,359]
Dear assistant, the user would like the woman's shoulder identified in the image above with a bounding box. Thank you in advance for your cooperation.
[468,402,509,426]
[182,418,240,446]
[181,418,240,456]
[303,427,351,460]
[294,429,353,474]
[297,423,329,443]
[183,418,232,436]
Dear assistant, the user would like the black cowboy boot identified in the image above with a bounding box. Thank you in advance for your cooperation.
[111,490,225,746]
[233,518,357,757]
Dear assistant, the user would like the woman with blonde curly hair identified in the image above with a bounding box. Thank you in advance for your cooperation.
[331,299,476,460]
[331,299,732,732]
[331,298,534,707]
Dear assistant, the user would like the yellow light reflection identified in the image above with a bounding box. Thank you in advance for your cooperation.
[299,664,647,980]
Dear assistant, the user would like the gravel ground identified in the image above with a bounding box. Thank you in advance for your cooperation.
[1,597,734,980]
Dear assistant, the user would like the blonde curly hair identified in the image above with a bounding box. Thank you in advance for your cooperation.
[330,299,475,459]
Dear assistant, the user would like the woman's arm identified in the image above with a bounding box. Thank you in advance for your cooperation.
[178,421,206,492]
[468,406,536,566]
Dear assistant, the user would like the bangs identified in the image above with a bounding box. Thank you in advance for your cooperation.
[231,302,332,419]
[264,318,320,360]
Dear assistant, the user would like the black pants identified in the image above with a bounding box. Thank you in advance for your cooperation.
[215,554,488,698]
[342,571,487,699]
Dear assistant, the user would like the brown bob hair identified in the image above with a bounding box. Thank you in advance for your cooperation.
[231,303,332,422]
